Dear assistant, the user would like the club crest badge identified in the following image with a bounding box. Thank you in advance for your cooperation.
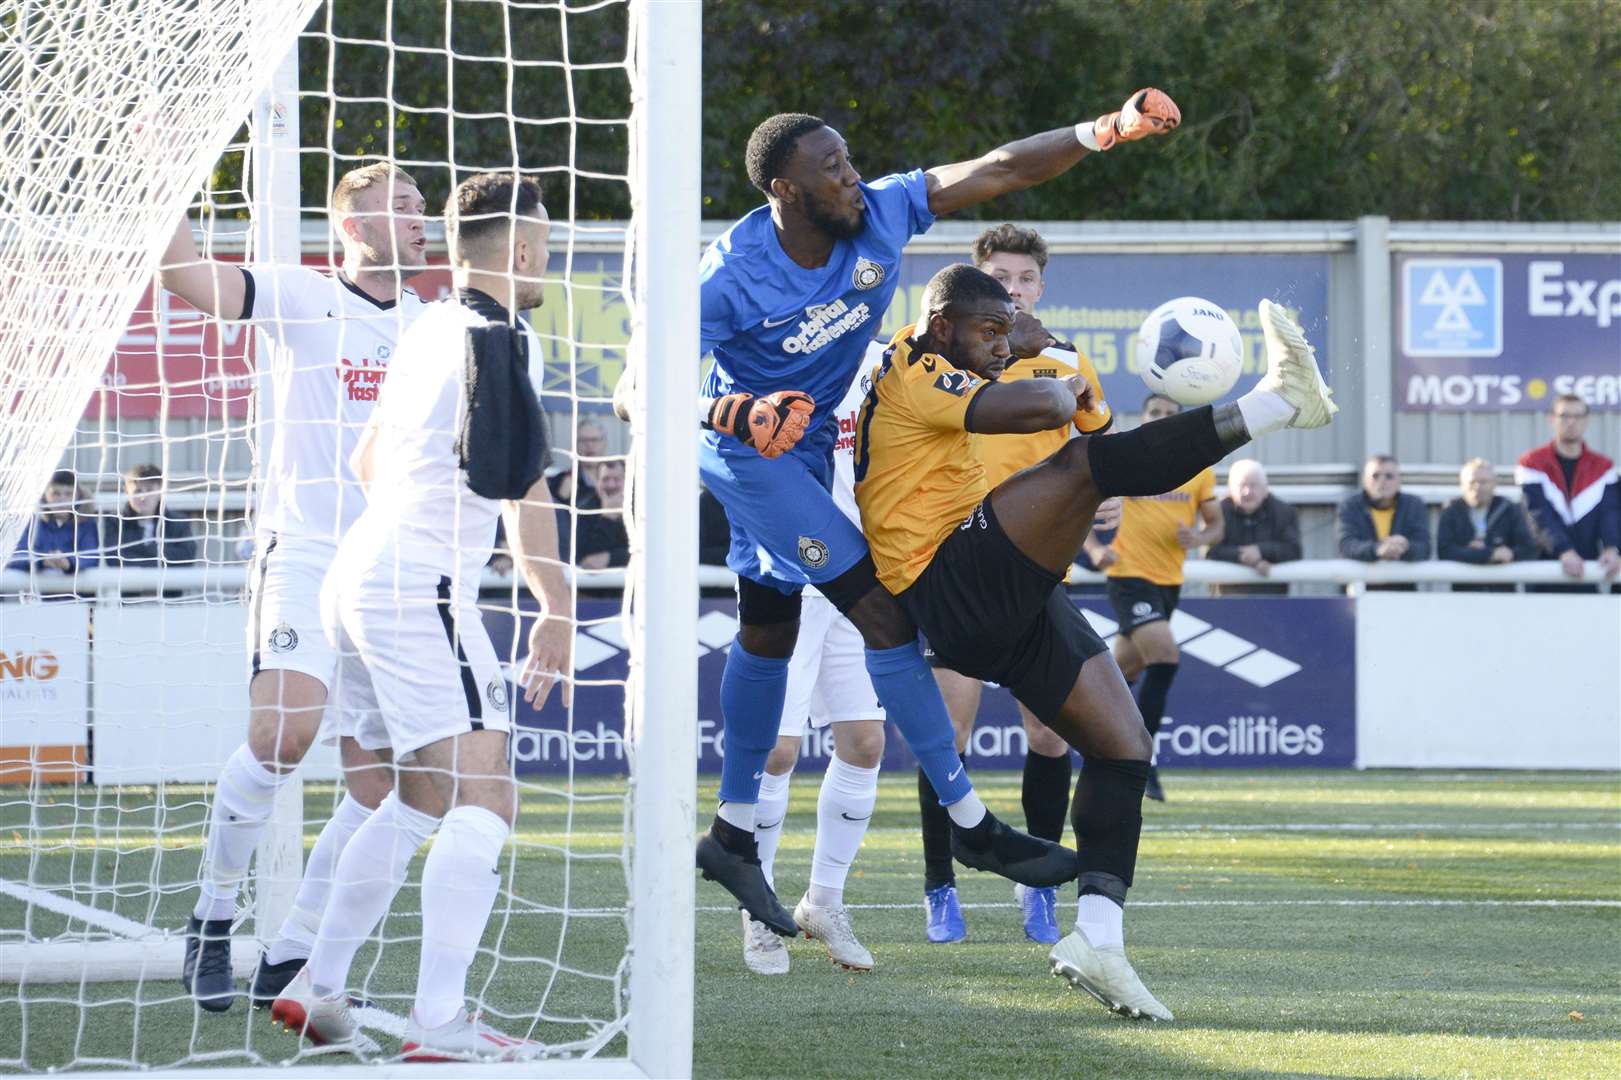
[852,257,884,291]
[1132,601,1153,618]
[487,678,509,710]
[798,535,831,569]
[268,623,299,653]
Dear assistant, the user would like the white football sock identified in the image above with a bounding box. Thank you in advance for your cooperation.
[807,755,879,907]
[1077,893,1124,949]
[193,744,288,921]
[415,805,510,1030]
[944,788,987,829]
[1236,386,1294,438]
[753,770,793,891]
[716,800,756,832]
[265,793,373,966]
[305,793,439,998]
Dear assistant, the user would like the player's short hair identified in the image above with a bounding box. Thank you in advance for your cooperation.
[973,223,1049,272]
[331,162,420,214]
[46,469,76,491]
[1461,456,1493,474]
[1552,392,1588,416]
[1366,453,1398,469]
[920,263,1011,319]
[745,113,827,194]
[1142,392,1180,412]
[446,172,545,255]
[125,463,162,484]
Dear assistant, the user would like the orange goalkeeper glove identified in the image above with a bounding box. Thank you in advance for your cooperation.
[707,390,815,459]
[1088,88,1180,151]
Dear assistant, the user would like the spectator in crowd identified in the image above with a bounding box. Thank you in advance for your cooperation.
[1517,394,1620,591]
[549,416,610,505]
[1437,458,1538,592]
[1206,458,1301,595]
[576,458,628,569]
[8,470,100,573]
[1337,455,1430,590]
[111,464,197,567]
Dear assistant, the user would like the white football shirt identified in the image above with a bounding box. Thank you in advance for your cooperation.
[339,294,546,597]
[245,265,431,542]
[802,350,876,600]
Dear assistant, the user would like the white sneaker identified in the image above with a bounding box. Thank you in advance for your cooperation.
[1257,297,1337,429]
[402,1008,542,1063]
[794,894,874,972]
[1049,929,1173,1021]
[742,911,790,975]
[268,966,380,1053]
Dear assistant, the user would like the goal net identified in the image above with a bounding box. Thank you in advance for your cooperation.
[0,1,697,1076]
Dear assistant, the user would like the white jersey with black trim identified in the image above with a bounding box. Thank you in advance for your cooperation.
[335,296,546,598]
[244,264,431,543]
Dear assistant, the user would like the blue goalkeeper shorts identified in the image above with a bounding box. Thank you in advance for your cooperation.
[699,433,868,594]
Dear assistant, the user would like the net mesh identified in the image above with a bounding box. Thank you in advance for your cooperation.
[1,0,649,1070]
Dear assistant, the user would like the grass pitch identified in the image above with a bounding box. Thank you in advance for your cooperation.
[3,770,1618,1077]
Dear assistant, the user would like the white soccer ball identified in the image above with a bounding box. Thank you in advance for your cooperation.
[1135,296,1244,406]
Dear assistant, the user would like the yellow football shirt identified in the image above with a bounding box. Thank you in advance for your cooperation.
[1106,466,1217,586]
[978,345,1112,489]
[853,330,991,594]
[1370,505,1395,540]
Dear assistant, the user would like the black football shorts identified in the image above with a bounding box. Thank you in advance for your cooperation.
[1105,576,1182,634]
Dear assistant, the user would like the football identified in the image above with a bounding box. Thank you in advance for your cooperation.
[1135,296,1245,406]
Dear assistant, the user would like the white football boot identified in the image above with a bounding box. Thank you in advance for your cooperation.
[793,894,874,972]
[1049,929,1173,1022]
[402,1008,543,1063]
[268,966,380,1054]
[742,910,791,975]
[1257,297,1337,429]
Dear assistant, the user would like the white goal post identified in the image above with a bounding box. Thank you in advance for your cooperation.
[0,0,699,1076]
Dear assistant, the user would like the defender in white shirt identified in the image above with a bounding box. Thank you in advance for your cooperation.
[743,367,886,977]
[271,173,570,1063]
[157,163,429,1011]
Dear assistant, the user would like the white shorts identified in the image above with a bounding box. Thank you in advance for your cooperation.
[779,591,882,739]
[246,533,340,690]
[322,565,511,759]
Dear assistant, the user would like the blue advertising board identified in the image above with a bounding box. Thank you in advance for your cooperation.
[484,595,1355,775]
[1395,253,1621,411]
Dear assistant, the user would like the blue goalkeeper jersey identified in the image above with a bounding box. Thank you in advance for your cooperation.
[699,168,935,464]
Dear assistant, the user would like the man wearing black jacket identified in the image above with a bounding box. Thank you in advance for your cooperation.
[1337,455,1430,591]
[1437,458,1538,592]
[1207,459,1300,595]
[111,464,197,568]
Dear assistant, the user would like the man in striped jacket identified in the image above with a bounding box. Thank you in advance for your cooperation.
[1516,394,1620,590]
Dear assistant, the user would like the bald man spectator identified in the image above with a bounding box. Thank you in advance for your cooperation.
[1437,458,1538,592]
[1207,459,1301,595]
[1338,455,1430,591]
[1517,394,1620,592]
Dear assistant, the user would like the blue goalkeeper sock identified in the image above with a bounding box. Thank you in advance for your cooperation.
[864,643,972,805]
[716,639,789,806]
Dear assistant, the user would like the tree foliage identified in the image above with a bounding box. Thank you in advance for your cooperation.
[218,0,1617,221]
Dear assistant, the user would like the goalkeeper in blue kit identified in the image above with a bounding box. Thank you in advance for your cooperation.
[678,91,1184,936]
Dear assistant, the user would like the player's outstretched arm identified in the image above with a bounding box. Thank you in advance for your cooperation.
[157,217,247,321]
[924,88,1180,217]
[503,476,573,708]
[965,378,1080,435]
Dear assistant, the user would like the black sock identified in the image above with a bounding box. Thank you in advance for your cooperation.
[1136,662,1179,739]
[917,766,956,891]
[1087,405,1244,498]
[1070,757,1149,902]
[1021,749,1073,844]
[711,815,757,856]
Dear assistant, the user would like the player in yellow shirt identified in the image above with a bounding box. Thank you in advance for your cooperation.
[919,224,1119,947]
[854,262,1335,1020]
[1086,394,1224,803]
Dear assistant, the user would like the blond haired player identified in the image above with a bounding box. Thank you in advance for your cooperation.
[158,163,430,1012]
[1086,394,1224,802]
[919,223,1120,947]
